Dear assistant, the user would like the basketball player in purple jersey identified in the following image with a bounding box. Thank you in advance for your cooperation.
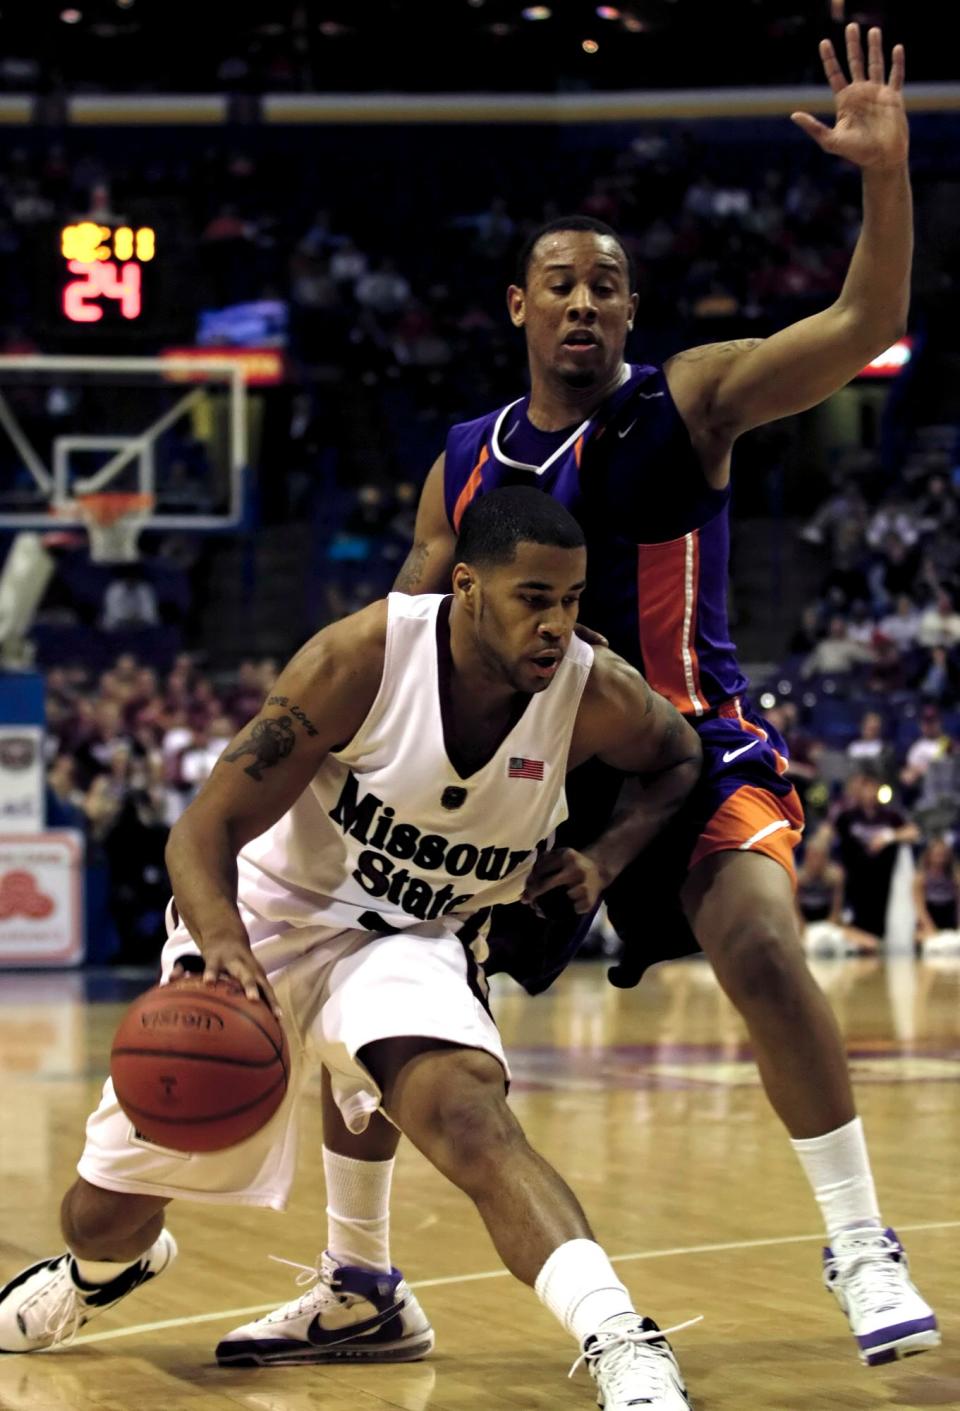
[225,25,937,1373]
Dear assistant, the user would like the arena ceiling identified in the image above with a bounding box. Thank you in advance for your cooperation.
[0,1,938,96]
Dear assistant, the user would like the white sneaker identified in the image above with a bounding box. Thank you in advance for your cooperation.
[573,1314,693,1410]
[215,1252,435,1366]
[0,1229,178,1353]
[823,1226,940,1365]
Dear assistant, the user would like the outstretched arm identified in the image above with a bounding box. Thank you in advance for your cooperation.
[667,25,911,469]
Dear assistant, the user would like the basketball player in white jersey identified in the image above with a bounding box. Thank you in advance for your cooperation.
[0,488,703,1411]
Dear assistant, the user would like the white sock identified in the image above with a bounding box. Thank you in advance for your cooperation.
[535,1239,635,1346]
[790,1117,882,1240]
[71,1253,138,1287]
[324,1147,394,1274]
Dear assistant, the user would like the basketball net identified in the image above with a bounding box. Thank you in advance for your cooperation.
[71,492,155,563]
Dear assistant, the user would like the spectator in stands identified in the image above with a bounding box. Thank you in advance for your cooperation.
[173,714,233,811]
[329,238,369,288]
[847,710,896,781]
[789,603,823,656]
[878,592,920,652]
[917,585,960,649]
[833,771,919,943]
[72,698,136,788]
[354,257,411,318]
[868,532,919,613]
[910,732,960,836]
[820,521,871,608]
[100,566,160,632]
[801,614,873,678]
[913,837,960,954]
[865,492,921,552]
[225,660,265,725]
[901,705,951,793]
[800,475,868,549]
[916,473,958,536]
[46,753,86,830]
[917,645,960,704]
[846,599,876,648]
[796,829,878,956]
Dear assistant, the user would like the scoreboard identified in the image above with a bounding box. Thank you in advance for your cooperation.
[60,222,156,324]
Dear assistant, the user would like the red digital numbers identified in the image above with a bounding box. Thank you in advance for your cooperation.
[62,260,142,323]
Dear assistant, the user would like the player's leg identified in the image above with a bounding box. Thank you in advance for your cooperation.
[0,1180,175,1353]
[365,1035,694,1410]
[683,850,855,1135]
[682,848,938,1365]
[320,1065,402,1275]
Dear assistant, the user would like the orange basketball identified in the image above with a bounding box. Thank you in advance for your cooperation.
[110,977,290,1153]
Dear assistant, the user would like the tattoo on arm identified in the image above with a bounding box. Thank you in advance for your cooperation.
[394,540,430,593]
[673,338,764,363]
[223,716,296,781]
[267,696,318,737]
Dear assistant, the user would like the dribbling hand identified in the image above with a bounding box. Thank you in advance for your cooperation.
[171,934,283,1020]
[792,24,908,171]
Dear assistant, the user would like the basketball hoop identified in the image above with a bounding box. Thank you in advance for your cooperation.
[74,492,154,563]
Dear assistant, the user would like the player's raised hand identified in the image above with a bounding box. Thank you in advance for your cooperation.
[791,24,908,170]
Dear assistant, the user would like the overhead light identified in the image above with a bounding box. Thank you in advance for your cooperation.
[522,5,551,18]
[116,0,134,8]
[622,14,646,31]
[60,7,82,21]
[582,37,599,53]
[596,5,621,17]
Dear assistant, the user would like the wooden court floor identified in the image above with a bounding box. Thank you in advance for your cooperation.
[1,954,958,1411]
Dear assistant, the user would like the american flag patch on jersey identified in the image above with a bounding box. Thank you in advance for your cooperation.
[508,756,544,780]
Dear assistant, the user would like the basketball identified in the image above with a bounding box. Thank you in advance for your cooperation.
[110,978,290,1153]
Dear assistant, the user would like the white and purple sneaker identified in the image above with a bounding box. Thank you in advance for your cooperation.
[215,1252,434,1366]
[823,1227,939,1366]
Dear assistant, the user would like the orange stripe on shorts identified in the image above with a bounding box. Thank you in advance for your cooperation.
[689,783,804,883]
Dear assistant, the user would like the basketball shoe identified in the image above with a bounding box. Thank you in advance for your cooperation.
[0,1230,178,1353]
[823,1227,939,1365]
[572,1314,693,1410]
[215,1252,434,1365]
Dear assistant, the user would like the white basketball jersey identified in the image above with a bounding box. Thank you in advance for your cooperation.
[238,593,593,933]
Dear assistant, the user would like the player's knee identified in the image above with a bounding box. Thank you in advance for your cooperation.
[715,915,805,1010]
[417,1060,521,1191]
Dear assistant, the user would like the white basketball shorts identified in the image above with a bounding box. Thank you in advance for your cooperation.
[78,900,508,1210]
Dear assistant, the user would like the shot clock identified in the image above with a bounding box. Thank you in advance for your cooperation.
[60,222,156,324]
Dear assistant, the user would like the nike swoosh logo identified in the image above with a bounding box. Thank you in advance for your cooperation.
[307,1300,404,1346]
[639,391,665,399]
[722,739,761,764]
[618,419,637,438]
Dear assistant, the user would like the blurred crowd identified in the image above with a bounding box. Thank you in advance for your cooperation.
[44,650,277,962]
[725,421,960,960]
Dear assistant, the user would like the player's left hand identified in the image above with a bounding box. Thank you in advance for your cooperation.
[791,24,908,171]
[521,846,607,915]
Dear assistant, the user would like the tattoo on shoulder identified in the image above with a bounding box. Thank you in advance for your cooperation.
[394,540,430,593]
[224,716,296,781]
[674,338,764,363]
[267,695,318,737]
